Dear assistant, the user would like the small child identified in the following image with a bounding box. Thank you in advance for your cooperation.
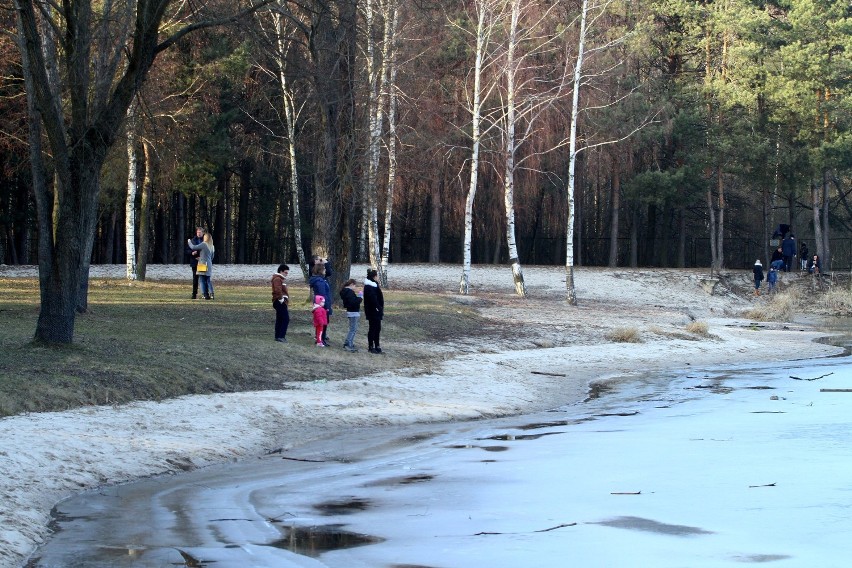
[312,294,329,346]
[767,266,778,294]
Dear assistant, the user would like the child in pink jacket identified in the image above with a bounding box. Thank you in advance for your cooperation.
[312,295,329,346]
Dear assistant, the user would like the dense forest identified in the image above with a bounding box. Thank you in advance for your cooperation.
[1,0,850,280]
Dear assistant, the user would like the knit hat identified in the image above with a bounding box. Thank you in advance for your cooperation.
[315,295,325,305]
[754,259,762,266]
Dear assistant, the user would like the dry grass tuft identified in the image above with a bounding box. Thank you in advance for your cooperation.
[817,287,852,313]
[606,326,642,343]
[685,320,709,336]
[744,289,798,321]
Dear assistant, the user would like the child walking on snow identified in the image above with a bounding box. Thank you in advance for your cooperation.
[312,295,329,347]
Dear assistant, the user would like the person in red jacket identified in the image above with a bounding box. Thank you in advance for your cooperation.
[312,295,329,347]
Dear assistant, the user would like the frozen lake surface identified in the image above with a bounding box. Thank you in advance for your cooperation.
[29,348,852,568]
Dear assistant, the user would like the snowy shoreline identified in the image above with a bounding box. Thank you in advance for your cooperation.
[0,264,842,567]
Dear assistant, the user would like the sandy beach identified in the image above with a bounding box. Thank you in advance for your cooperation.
[0,263,841,567]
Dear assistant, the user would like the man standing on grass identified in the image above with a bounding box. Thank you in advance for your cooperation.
[186,227,205,299]
[271,264,290,343]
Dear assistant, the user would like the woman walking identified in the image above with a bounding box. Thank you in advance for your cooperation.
[187,233,215,299]
[363,268,384,354]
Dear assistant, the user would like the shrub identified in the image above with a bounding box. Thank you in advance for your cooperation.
[685,320,709,336]
[607,326,641,343]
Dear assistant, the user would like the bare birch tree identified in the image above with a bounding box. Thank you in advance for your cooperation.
[495,0,567,296]
[125,102,139,281]
[273,13,309,279]
[458,0,502,294]
[563,0,647,303]
[364,0,384,272]
[379,2,400,287]
[564,0,590,305]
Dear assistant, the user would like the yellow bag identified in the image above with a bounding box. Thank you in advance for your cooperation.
[197,262,208,273]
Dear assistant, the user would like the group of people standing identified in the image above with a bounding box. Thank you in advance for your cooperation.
[270,256,385,354]
[186,228,385,351]
[753,233,823,295]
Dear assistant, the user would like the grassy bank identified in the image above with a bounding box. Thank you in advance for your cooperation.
[0,278,487,417]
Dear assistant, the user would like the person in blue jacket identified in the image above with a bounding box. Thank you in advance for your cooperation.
[309,265,332,345]
[767,266,778,294]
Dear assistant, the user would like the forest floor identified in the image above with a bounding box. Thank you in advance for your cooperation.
[0,263,846,567]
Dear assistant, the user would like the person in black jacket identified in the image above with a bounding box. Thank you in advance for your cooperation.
[363,268,384,354]
[340,279,362,352]
[753,259,764,296]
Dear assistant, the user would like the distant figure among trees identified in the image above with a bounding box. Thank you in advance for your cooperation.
[808,254,821,275]
[799,242,809,271]
[781,234,796,272]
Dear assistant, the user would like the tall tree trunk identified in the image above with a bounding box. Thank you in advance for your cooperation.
[274,35,309,278]
[629,207,638,268]
[460,1,490,295]
[137,140,155,280]
[607,160,620,267]
[175,191,186,264]
[236,160,251,264]
[379,1,400,287]
[502,0,526,297]
[716,166,725,270]
[125,104,139,281]
[104,210,117,264]
[707,180,718,275]
[564,0,589,305]
[364,0,384,272]
[812,179,823,259]
[821,169,830,270]
[429,178,442,263]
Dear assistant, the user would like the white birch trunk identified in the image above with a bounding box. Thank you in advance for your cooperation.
[460,4,489,295]
[565,0,589,305]
[365,0,384,271]
[379,1,400,287]
[504,0,525,297]
[275,15,308,279]
[125,103,138,281]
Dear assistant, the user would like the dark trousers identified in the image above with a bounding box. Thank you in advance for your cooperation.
[783,255,794,272]
[191,265,199,297]
[274,301,290,339]
[367,319,381,349]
